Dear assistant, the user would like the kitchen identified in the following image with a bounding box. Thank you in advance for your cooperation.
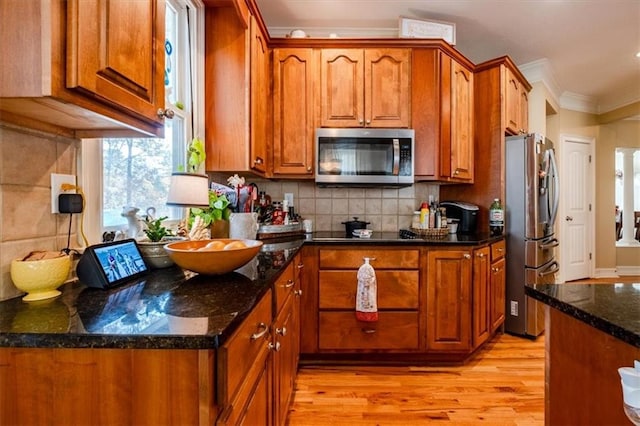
[1,0,640,425]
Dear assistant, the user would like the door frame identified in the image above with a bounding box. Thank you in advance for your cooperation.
[557,133,595,282]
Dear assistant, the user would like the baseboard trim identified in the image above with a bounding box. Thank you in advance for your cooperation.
[616,266,640,276]
[594,268,619,278]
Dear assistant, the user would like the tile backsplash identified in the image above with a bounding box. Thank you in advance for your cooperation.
[0,124,79,301]
[210,174,440,233]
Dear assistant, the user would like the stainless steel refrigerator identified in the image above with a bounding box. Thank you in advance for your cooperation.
[505,133,560,337]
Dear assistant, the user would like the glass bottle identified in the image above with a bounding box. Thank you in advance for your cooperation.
[489,198,504,236]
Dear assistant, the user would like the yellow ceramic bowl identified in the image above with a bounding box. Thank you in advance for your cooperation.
[163,239,263,275]
[10,255,72,301]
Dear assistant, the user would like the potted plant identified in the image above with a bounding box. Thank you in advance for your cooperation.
[188,190,233,239]
[137,215,184,268]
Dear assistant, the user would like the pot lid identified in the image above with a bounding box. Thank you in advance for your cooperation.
[341,217,370,225]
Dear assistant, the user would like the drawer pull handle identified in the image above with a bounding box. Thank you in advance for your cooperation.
[250,322,268,340]
[497,247,504,252]
[284,280,295,288]
[362,328,376,334]
[269,342,281,352]
[276,327,287,336]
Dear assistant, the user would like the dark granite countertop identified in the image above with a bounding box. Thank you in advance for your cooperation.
[305,230,502,245]
[0,238,304,350]
[0,232,502,351]
[526,283,640,348]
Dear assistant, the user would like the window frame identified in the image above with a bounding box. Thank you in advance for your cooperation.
[79,0,205,245]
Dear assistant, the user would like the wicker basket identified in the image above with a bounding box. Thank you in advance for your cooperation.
[410,227,450,239]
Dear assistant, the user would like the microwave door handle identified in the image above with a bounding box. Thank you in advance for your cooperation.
[392,139,400,175]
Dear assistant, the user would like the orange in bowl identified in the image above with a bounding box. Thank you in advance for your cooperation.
[163,239,263,275]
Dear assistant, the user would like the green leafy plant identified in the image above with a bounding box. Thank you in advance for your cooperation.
[189,190,231,227]
[187,137,206,173]
[143,216,173,242]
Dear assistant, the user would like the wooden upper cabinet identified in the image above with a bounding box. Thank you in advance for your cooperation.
[272,48,316,177]
[412,49,473,182]
[320,48,410,128]
[204,4,271,175]
[250,17,270,175]
[0,0,166,137]
[505,66,529,135]
[67,0,165,128]
[449,59,474,181]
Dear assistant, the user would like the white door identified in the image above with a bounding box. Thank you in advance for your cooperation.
[558,134,594,282]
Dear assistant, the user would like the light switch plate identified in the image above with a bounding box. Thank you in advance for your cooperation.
[284,193,294,206]
[51,173,77,213]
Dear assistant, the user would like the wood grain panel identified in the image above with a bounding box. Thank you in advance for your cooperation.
[546,306,640,426]
[0,347,216,425]
[319,312,420,351]
[319,248,419,269]
[319,270,419,309]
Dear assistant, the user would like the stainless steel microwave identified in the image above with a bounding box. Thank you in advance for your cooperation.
[315,128,415,186]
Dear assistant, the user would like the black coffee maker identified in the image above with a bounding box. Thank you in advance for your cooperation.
[440,201,479,234]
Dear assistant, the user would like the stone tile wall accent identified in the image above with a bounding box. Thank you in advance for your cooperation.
[0,124,79,300]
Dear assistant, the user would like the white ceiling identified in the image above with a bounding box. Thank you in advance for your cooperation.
[254,0,640,114]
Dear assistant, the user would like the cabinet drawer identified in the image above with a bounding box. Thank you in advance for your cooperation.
[319,249,419,269]
[319,270,419,309]
[318,312,419,350]
[274,262,295,315]
[218,289,272,406]
[491,240,506,261]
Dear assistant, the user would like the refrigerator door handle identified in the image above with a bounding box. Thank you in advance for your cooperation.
[540,237,560,249]
[548,148,560,230]
[538,261,560,277]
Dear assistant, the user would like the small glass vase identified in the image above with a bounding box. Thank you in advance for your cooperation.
[210,219,230,238]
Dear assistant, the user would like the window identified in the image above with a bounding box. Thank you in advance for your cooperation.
[81,0,204,243]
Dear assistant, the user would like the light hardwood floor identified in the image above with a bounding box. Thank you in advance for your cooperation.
[287,333,545,425]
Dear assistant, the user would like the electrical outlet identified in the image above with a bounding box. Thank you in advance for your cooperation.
[284,193,294,206]
[510,300,519,316]
[51,173,77,213]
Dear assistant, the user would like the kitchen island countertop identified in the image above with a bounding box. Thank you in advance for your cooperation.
[526,282,640,348]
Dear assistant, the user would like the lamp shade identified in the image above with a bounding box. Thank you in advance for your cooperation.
[166,173,210,207]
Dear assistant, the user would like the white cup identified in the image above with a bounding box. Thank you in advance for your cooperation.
[303,219,313,233]
[229,212,259,239]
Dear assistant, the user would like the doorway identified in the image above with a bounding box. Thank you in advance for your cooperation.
[558,134,595,282]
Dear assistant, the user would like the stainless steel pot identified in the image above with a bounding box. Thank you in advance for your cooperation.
[341,217,370,237]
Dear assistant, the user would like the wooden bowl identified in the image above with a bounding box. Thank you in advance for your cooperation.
[163,239,263,275]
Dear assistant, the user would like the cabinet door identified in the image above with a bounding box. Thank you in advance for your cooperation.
[505,67,522,135]
[273,294,297,425]
[365,48,411,128]
[472,246,491,348]
[490,256,506,332]
[67,0,165,127]
[320,49,363,127]
[250,18,270,174]
[273,48,316,176]
[449,61,474,181]
[426,250,472,352]
[238,358,272,426]
[519,87,529,134]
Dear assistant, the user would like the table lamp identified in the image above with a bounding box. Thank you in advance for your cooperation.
[166,173,210,207]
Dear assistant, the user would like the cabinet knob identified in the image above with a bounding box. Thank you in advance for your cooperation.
[250,322,268,340]
[276,327,287,336]
[463,253,471,259]
[156,108,175,119]
[254,157,264,165]
[492,267,500,272]
[361,328,376,334]
[477,252,485,258]
[294,289,303,297]
[307,166,312,172]
[284,279,295,288]
[454,169,460,175]
[297,263,304,270]
[269,342,281,352]
[365,119,371,125]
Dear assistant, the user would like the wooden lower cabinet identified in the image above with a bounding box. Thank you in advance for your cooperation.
[0,348,218,426]
[472,246,491,348]
[426,249,473,352]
